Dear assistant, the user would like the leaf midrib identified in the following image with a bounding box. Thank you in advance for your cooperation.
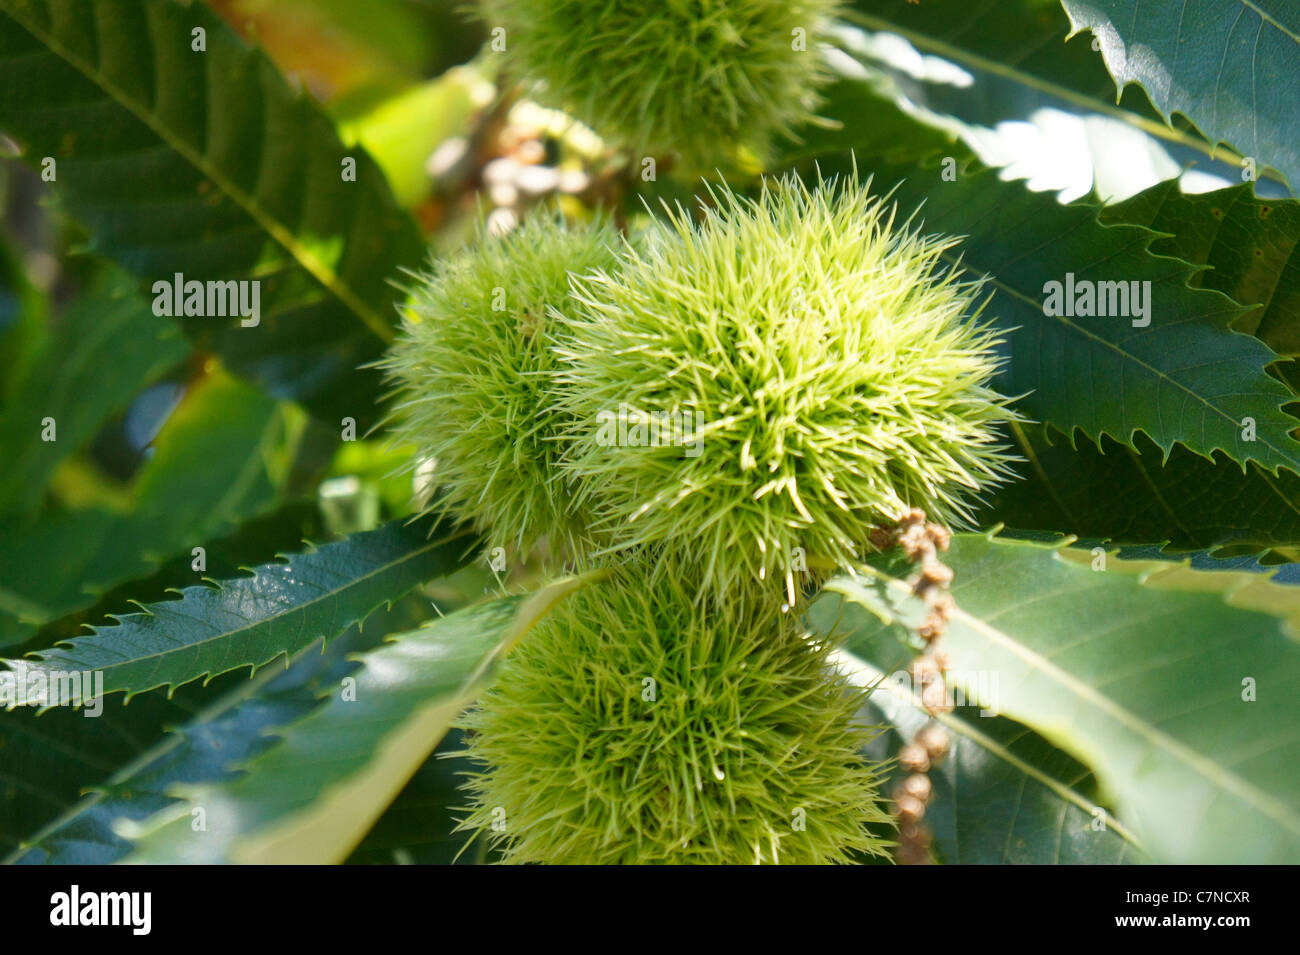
[1239,0,1300,45]
[0,640,307,865]
[925,220,1300,472]
[837,561,1300,837]
[20,530,469,692]
[832,647,1147,854]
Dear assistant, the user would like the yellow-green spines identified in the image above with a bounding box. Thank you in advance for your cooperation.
[556,174,1022,603]
[478,0,841,166]
[457,566,893,864]
[382,214,621,554]
[386,176,1019,864]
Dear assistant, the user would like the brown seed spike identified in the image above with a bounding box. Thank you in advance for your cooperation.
[928,591,956,621]
[903,773,933,803]
[899,742,930,774]
[899,823,932,848]
[893,792,927,824]
[917,723,951,761]
[868,526,896,551]
[922,680,953,713]
[925,523,952,551]
[896,841,933,865]
[917,619,943,642]
[900,524,931,561]
[910,654,942,685]
[920,559,954,588]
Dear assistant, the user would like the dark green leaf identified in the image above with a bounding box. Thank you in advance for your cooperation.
[5,598,429,865]
[837,653,1145,863]
[120,575,597,864]
[842,0,1246,180]
[979,422,1300,556]
[27,501,327,652]
[1061,0,1300,193]
[0,670,249,860]
[1,515,475,702]
[784,72,962,167]
[345,729,491,865]
[1101,180,1300,358]
[813,533,1300,863]
[0,229,50,403]
[0,0,425,427]
[0,268,188,515]
[0,370,296,648]
[826,159,1300,474]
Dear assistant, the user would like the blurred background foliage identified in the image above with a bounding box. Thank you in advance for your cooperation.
[0,0,508,864]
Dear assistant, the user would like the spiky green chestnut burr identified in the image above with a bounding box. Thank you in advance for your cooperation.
[556,174,1022,603]
[381,213,621,554]
[477,0,841,166]
[457,566,892,864]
